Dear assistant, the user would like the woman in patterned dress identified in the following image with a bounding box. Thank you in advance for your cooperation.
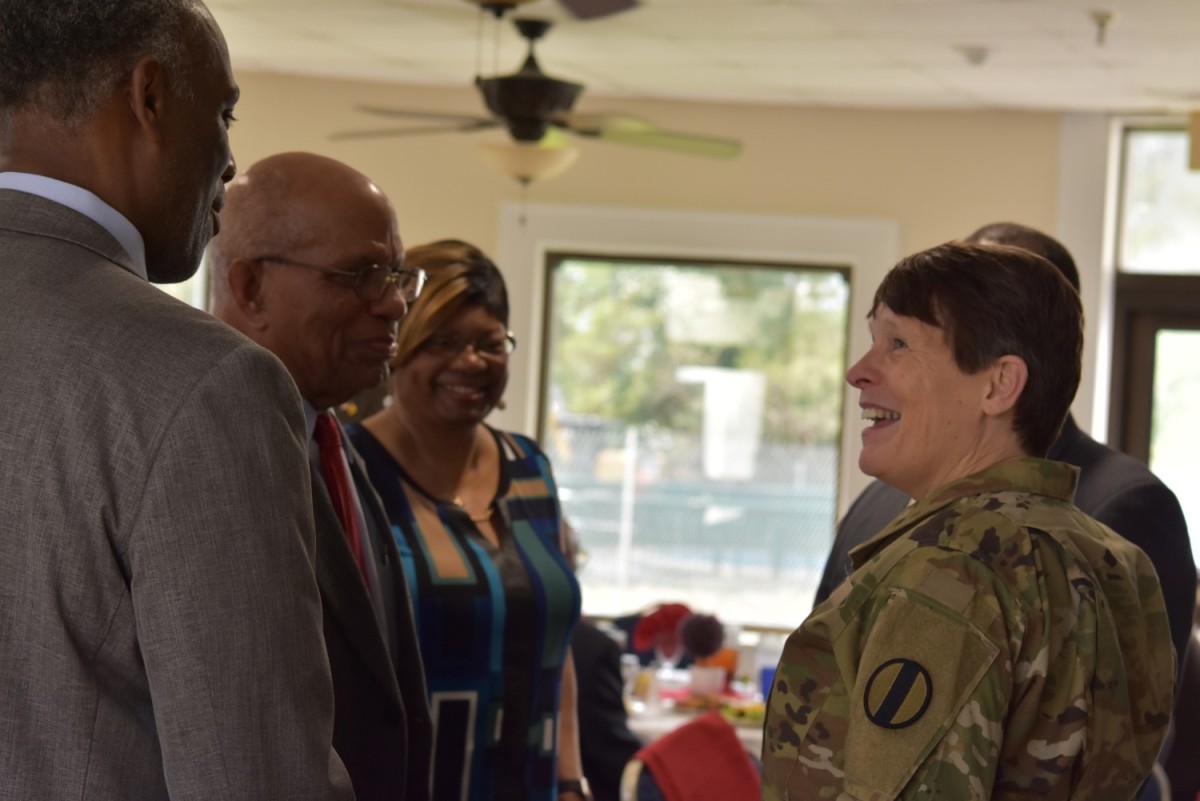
[348,239,585,801]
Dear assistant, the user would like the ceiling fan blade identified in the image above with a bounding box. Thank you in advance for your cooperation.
[557,113,743,159]
[557,0,638,19]
[354,105,494,125]
[601,128,743,159]
[538,126,573,150]
[329,119,500,141]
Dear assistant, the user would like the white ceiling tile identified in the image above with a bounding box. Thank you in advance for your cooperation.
[206,0,1200,113]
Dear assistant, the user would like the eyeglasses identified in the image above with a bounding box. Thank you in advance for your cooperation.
[421,331,517,361]
[258,256,427,303]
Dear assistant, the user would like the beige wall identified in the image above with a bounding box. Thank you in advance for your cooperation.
[228,69,1090,510]
[229,70,1062,259]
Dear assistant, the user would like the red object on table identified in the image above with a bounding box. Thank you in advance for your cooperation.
[635,710,760,801]
[657,687,690,703]
[633,603,693,654]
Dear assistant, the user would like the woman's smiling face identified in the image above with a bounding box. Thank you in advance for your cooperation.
[395,304,510,426]
[846,303,994,500]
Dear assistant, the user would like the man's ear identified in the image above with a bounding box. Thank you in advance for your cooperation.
[126,54,169,138]
[982,354,1028,417]
[226,259,269,329]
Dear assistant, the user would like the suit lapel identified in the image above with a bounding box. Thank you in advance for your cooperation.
[347,451,394,566]
[310,462,403,706]
[346,448,434,730]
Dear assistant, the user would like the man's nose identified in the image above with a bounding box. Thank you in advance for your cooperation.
[372,290,408,321]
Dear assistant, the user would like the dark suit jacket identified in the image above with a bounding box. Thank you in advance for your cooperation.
[814,415,1196,669]
[572,621,643,801]
[0,190,351,799]
[1163,628,1200,800]
[312,428,434,801]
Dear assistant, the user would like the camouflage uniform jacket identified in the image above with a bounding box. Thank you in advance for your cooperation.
[762,458,1175,801]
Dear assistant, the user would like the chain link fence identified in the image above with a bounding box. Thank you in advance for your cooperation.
[547,415,838,628]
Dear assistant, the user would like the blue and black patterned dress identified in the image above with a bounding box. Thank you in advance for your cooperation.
[348,425,581,801]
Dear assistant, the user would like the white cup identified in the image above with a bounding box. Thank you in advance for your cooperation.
[689,665,726,697]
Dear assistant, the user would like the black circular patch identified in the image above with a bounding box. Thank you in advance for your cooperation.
[863,657,932,729]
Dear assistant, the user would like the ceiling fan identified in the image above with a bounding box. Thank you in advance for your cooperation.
[331,15,743,168]
[467,0,639,21]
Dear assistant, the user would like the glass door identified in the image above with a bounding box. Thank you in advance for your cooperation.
[1146,328,1200,551]
[1112,273,1200,554]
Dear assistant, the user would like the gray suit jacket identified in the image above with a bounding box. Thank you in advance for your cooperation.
[312,429,433,801]
[0,190,353,800]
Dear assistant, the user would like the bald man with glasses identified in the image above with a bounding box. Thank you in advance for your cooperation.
[211,151,433,801]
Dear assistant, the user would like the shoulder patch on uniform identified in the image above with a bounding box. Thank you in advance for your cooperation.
[864,658,932,729]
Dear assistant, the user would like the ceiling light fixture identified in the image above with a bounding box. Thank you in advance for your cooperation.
[476,140,580,185]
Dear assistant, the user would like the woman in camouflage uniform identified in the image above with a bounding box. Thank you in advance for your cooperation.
[762,242,1175,801]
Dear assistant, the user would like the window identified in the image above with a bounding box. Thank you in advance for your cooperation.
[1149,329,1200,502]
[492,203,898,627]
[1111,124,1200,555]
[540,254,850,629]
[1117,126,1200,275]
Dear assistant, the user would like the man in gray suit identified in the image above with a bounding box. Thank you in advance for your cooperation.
[815,223,1196,672]
[211,151,434,801]
[0,2,352,800]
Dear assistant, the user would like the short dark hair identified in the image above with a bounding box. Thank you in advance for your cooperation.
[963,221,1080,292]
[393,239,509,366]
[0,0,201,122]
[873,242,1082,455]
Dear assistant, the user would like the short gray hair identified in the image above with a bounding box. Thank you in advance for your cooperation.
[0,0,203,122]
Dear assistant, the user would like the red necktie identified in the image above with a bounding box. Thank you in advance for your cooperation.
[314,410,368,582]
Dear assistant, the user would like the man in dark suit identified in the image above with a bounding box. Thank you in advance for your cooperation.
[211,151,434,801]
[815,222,1196,671]
[0,3,352,799]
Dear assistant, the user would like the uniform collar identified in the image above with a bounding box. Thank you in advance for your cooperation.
[849,457,1080,570]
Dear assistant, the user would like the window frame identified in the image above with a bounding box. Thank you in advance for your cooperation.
[490,202,900,520]
[1109,272,1200,459]
[535,250,854,628]
[1108,120,1200,458]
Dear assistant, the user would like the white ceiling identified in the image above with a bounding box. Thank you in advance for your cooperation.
[208,0,1200,114]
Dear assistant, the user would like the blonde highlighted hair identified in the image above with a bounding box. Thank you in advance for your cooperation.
[393,239,509,367]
